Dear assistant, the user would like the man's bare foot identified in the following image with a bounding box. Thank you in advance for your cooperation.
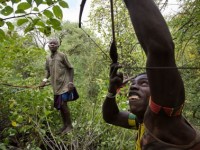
[61,126,73,134]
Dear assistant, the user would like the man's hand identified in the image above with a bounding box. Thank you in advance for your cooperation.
[68,82,74,91]
[39,81,46,88]
[108,63,123,94]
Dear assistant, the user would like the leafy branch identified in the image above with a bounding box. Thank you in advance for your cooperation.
[0,0,69,38]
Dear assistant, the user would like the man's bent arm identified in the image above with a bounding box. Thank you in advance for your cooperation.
[42,60,50,82]
[44,70,50,79]
[68,68,74,83]
[103,95,137,129]
[63,54,74,83]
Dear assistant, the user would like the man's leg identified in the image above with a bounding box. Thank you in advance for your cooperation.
[60,102,73,133]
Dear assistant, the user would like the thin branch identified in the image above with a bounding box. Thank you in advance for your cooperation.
[2,2,58,21]
[0,82,50,89]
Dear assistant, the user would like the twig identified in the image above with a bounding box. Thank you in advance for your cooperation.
[0,83,50,89]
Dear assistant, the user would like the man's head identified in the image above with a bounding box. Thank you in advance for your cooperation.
[128,73,150,120]
[48,39,60,53]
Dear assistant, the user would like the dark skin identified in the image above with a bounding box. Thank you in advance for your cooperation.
[122,0,200,149]
[103,64,150,128]
[40,39,74,133]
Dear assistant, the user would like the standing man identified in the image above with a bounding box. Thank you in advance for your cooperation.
[40,38,74,134]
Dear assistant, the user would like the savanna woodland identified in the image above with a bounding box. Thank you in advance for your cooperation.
[0,0,200,149]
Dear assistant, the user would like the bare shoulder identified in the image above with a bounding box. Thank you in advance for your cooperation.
[57,51,68,59]
[57,51,65,56]
[46,55,51,60]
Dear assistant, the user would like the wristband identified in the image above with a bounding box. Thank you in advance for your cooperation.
[43,78,48,82]
[106,92,116,98]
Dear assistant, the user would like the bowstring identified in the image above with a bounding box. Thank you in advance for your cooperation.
[109,0,118,64]
[79,0,86,28]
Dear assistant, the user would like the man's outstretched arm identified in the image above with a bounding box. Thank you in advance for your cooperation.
[124,0,185,107]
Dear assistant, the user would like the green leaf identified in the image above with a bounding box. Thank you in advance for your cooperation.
[11,0,20,4]
[17,2,31,10]
[46,19,51,25]
[33,7,39,12]
[0,143,6,150]
[35,0,43,6]
[24,23,34,33]
[40,129,46,135]
[19,125,32,133]
[6,22,14,31]
[43,10,53,18]
[49,18,61,27]
[17,18,29,26]
[38,27,44,33]
[0,18,4,27]
[53,5,63,20]
[59,1,69,8]
[38,13,42,17]
[8,128,17,136]
[36,20,45,27]
[52,25,62,30]
[16,115,23,123]
[26,0,32,5]
[0,29,5,39]
[32,18,40,25]
[1,6,13,16]
[44,110,52,116]
[15,9,26,14]
[46,0,53,5]
[44,26,51,36]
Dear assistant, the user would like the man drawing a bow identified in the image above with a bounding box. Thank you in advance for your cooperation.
[103,0,200,149]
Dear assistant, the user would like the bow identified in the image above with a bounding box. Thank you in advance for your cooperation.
[110,0,118,63]
[109,0,119,79]
[109,0,118,64]
[79,0,86,28]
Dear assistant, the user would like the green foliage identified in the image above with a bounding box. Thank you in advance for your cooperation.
[170,0,200,60]
[90,0,146,77]
[17,2,31,10]
[43,10,54,18]
[0,22,136,149]
[1,1,200,149]
[59,1,68,8]
[0,0,69,38]
[53,5,63,20]
[1,6,13,16]
[0,33,49,148]
[168,0,200,127]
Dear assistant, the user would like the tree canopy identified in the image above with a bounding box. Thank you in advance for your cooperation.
[0,0,68,39]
